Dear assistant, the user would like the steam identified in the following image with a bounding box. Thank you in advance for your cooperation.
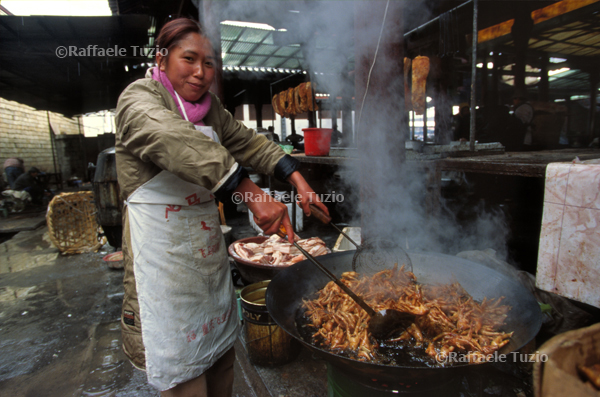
[218,1,511,262]
[340,158,510,260]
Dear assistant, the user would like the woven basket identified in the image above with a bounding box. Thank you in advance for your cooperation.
[46,192,106,254]
[533,322,600,397]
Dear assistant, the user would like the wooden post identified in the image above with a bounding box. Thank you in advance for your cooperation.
[341,94,353,146]
[433,56,453,144]
[492,50,501,106]
[482,55,489,107]
[254,103,263,128]
[539,54,549,102]
[341,65,354,147]
[589,70,599,142]
[510,2,533,95]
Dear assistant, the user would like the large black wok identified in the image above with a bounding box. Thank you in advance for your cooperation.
[266,250,542,389]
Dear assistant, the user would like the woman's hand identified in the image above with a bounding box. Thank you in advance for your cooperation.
[234,178,296,243]
[287,171,330,218]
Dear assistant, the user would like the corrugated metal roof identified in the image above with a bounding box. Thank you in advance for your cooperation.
[476,0,600,97]
[220,23,304,73]
[520,13,600,57]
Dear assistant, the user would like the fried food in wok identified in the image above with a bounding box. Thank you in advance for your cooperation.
[300,265,513,366]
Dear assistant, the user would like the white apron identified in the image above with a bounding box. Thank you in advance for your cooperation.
[126,124,239,391]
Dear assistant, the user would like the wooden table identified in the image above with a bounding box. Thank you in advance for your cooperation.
[436,149,600,178]
[293,149,600,177]
[291,153,351,166]
[292,148,600,215]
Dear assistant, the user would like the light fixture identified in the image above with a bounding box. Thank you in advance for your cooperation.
[221,20,276,31]
[548,67,570,76]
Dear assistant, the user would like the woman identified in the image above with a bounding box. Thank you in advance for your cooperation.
[115,18,328,396]
[3,157,25,189]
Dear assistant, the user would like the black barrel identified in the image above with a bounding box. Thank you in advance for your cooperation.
[92,147,122,248]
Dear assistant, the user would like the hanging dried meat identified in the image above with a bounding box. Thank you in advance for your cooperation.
[286,87,296,115]
[411,56,430,115]
[404,57,412,112]
[298,82,309,112]
[272,93,281,117]
[279,90,290,118]
[271,82,318,118]
[305,82,318,112]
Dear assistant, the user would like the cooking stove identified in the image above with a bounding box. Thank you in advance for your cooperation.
[326,360,533,396]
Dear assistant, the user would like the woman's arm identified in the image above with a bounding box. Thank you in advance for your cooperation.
[115,81,244,199]
[287,171,330,217]
[206,94,286,175]
[234,178,296,243]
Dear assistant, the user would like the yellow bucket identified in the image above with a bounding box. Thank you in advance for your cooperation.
[240,280,301,366]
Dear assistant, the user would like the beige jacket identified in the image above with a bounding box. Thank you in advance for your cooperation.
[115,70,286,369]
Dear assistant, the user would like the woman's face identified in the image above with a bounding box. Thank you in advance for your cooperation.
[157,32,216,102]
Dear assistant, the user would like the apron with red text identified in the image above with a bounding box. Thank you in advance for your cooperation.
[125,127,239,391]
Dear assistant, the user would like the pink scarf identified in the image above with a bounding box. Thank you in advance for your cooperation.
[152,67,211,126]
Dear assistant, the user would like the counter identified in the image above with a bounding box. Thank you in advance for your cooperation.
[293,149,600,178]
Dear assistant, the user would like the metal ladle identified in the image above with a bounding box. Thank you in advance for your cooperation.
[277,225,412,339]
[306,204,413,274]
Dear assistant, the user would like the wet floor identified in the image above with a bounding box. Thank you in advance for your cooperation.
[0,227,155,396]
[0,214,331,397]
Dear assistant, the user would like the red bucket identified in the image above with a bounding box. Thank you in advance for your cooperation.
[302,128,333,156]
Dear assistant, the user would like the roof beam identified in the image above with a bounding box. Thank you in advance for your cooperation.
[478,0,600,44]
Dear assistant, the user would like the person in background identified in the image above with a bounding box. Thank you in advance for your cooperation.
[13,167,51,205]
[115,17,328,397]
[267,126,280,142]
[3,157,25,189]
[512,89,535,150]
[452,103,470,142]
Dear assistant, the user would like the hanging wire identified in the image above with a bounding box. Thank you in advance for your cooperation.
[439,8,462,57]
[355,0,390,135]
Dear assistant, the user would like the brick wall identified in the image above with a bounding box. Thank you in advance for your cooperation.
[1,97,80,176]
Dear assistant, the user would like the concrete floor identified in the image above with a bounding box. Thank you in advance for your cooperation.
[0,203,548,397]
[0,208,334,397]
